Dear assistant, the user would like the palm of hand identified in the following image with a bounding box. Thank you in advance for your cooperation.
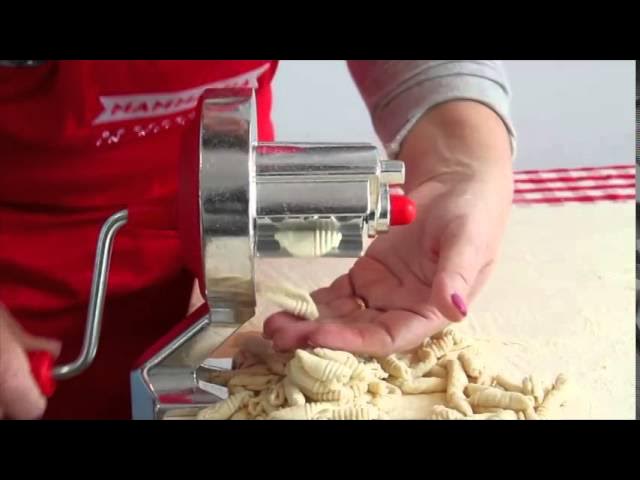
[264,175,511,357]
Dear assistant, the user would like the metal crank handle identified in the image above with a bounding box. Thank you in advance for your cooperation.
[27,210,129,397]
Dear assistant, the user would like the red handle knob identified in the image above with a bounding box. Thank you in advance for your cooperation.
[390,194,417,226]
[27,351,57,398]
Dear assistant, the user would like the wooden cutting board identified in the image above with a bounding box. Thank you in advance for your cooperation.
[210,202,635,420]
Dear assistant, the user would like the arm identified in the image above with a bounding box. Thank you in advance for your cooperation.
[348,61,514,192]
[347,60,515,161]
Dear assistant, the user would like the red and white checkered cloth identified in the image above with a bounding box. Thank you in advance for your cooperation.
[513,164,636,206]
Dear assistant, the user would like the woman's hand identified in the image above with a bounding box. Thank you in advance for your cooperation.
[264,101,514,356]
[0,304,61,419]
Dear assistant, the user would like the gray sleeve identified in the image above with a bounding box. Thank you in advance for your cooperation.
[347,60,516,158]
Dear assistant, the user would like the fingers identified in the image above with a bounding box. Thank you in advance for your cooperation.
[0,303,61,357]
[265,308,377,353]
[307,308,447,357]
[263,313,318,352]
[264,274,357,348]
[429,220,488,322]
[263,312,304,340]
[0,312,47,420]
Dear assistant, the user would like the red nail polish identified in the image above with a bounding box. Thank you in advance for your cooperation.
[451,293,468,316]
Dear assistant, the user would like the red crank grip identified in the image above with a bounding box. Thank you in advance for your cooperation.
[389,194,417,226]
[27,351,57,398]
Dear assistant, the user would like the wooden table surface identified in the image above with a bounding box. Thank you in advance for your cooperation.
[212,201,635,419]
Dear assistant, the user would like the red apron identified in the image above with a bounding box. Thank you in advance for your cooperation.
[0,60,278,419]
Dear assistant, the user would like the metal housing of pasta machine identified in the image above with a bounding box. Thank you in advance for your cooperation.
[27,88,416,419]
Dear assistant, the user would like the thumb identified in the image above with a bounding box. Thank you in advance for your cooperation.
[429,220,487,322]
[0,304,61,358]
[0,313,48,419]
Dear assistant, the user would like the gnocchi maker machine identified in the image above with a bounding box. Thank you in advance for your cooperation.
[27,88,417,419]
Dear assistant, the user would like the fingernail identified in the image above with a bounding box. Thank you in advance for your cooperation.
[451,293,468,317]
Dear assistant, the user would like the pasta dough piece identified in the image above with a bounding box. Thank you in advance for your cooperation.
[197,390,254,420]
[418,328,465,361]
[432,406,517,421]
[251,385,290,416]
[474,372,494,386]
[282,377,306,406]
[472,406,505,414]
[266,382,286,407]
[206,365,272,386]
[313,348,384,381]
[458,350,483,378]
[324,404,381,420]
[410,350,438,378]
[448,392,473,417]
[435,327,464,344]
[464,383,493,397]
[368,380,402,396]
[247,396,267,417]
[494,374,525,393]
[391,377,447,394]
[247,395,263,416]
[274,220,343,258]
[267,402,336,420]
[522,374,546,407]
[536,374,571,419]
[468,387,535,411]
[445,359,473,416]
[378,354,412,380]
[467,412,501,420]
[258,283,319,320]
[230,408,251,420]
[295,349,353,383]
[353,392,374,405]
[227,374,280,392]
[486,409,519,420]
[195,314,572,422]
[426,365,447,378]
[303,382,367,403]
[256,392,279,415]
[286,358,341,394]
[358,361,389,381]
[436,347,476,368]
[312,348,359,368]
[431,405,466,420]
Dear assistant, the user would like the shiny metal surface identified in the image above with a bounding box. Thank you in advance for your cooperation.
[380,160,405,185]
[130,312,233,420]
[54,210,128,380]
[199,88,257,322]
[0,60,46,67]
[254,142,401,257]
[128,87,410,418]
